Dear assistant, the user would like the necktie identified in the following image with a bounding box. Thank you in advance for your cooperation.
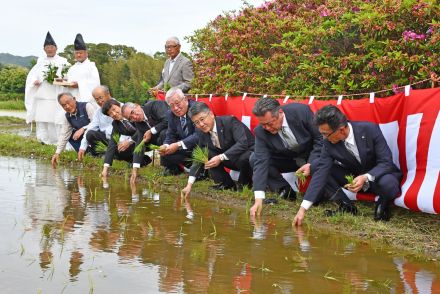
[180,116,189,137]
[210,131,221,148]
[280,126,298,150]
[345,141,361,163]
[122,120,136,133]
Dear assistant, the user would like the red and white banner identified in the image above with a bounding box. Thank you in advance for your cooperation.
[158,88,440,214]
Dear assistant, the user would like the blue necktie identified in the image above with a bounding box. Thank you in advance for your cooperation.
[180,116,188,137]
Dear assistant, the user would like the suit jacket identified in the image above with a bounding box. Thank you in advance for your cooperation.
[189,115,255,177]
[163,99,199,150]
[303,121,403,203]
[252,103,323,191]
[132,100,169,164]
[156,54,194,93]
[104,119,138,165]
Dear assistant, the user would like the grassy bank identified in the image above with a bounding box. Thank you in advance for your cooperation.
[0,100,25,110]
[0,130,439,261]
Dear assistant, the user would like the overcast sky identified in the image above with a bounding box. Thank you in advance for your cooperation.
[1,0,265,57]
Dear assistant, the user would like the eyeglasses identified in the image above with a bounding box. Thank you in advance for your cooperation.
[168,97,186,109]
[260,116,279,128]
[192,114,209,126]
[321,128,338,139]
[164,45,178,50]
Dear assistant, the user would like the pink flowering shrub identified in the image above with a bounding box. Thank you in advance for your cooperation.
[187,0,439,96]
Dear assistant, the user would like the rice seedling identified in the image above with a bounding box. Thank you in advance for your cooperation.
[191,145,209,164]
[345,174,355,186]
[134,140,146,154]
[94,141,107,153]
[323,270,339,281]
[258,262,273,273]
[112,132,120,144]
[296,171,307,185]
[147,144,160,150]
[88,273,95,294]
[20,243,25,256]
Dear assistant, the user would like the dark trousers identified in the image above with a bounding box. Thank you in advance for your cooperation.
[161,149,193,171]
[68,135,83,152]
[86,130,108,156]
[250,153,301,191]
[326,164,401,203]
[209,149,253,187]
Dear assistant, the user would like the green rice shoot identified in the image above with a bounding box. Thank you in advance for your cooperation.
[112,132,121,144]
[134,140,145,154]
[345,174,355,185]
[147,144,160,150]
[191,145,209,164]
[295,171,307,185]
[95,141,107,153]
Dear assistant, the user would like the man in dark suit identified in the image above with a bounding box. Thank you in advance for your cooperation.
[100,99,140,178]
[121,101,169,183]
[159,87,199,175]
[293,105,402,225]
[250,98,323,216]
[151,36,194,94]
[181,102,255,197]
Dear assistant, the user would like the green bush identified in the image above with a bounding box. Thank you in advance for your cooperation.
[188,0,439,96]
[0,66,28,93]
[0,92,24,101]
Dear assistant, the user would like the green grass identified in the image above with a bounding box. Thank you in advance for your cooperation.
[191,145,209,164]
[0,100,25,110]
[0,116,25,125]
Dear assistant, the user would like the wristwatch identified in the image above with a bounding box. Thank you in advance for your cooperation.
[177,141,183,149]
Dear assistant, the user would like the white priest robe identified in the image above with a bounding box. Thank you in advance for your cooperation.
[25,54,69,144]
[66,58,100,104]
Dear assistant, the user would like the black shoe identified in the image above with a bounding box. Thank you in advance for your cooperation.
[325,202,358,217]
[263,198,279,205]
[374,201,391,221]
[196,169,209,181]
[162,167,181,176]
[211,183,236,191]
[278,186,296,201]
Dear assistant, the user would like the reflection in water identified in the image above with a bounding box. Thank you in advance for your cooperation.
[0,156,440,293]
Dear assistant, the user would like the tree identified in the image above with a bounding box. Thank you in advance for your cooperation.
[0,65,28,93]
[188,0,439,96]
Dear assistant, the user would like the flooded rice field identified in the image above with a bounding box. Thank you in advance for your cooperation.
[0,156,439,293]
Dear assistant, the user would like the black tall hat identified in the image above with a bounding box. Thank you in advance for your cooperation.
[44,31,57,47]
[74,33,87,50]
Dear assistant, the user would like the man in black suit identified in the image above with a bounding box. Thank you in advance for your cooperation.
[293,105,402,225]
[250,98,323,216]
[100,99,139,178]
[181,102,254,197]
[121,101,169,183]
[159,87,199,175]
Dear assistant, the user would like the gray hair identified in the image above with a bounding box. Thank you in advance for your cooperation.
[92,85,110,96]
[121,102,137,117]
[166,36,180,45]
[252,97,281,117]
[57,92,74,102]
[165,87,185,104]
[188,102,210,118]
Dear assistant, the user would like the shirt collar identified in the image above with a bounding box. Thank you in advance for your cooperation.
[345,122,355,145]
[211,118,217,134]
[171,53,181,62]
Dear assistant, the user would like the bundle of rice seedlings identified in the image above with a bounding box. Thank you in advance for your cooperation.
[295,171,307,185]
[191,145,209,164]
[95,141,108,153]
[112,132,120,144]
[147,144,160,150]
[345,174,355,186]
[134,140,145,154]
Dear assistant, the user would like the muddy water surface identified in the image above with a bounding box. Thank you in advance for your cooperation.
[0,156,439,293]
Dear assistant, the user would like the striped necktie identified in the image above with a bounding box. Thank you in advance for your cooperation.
[180,116,189,137]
